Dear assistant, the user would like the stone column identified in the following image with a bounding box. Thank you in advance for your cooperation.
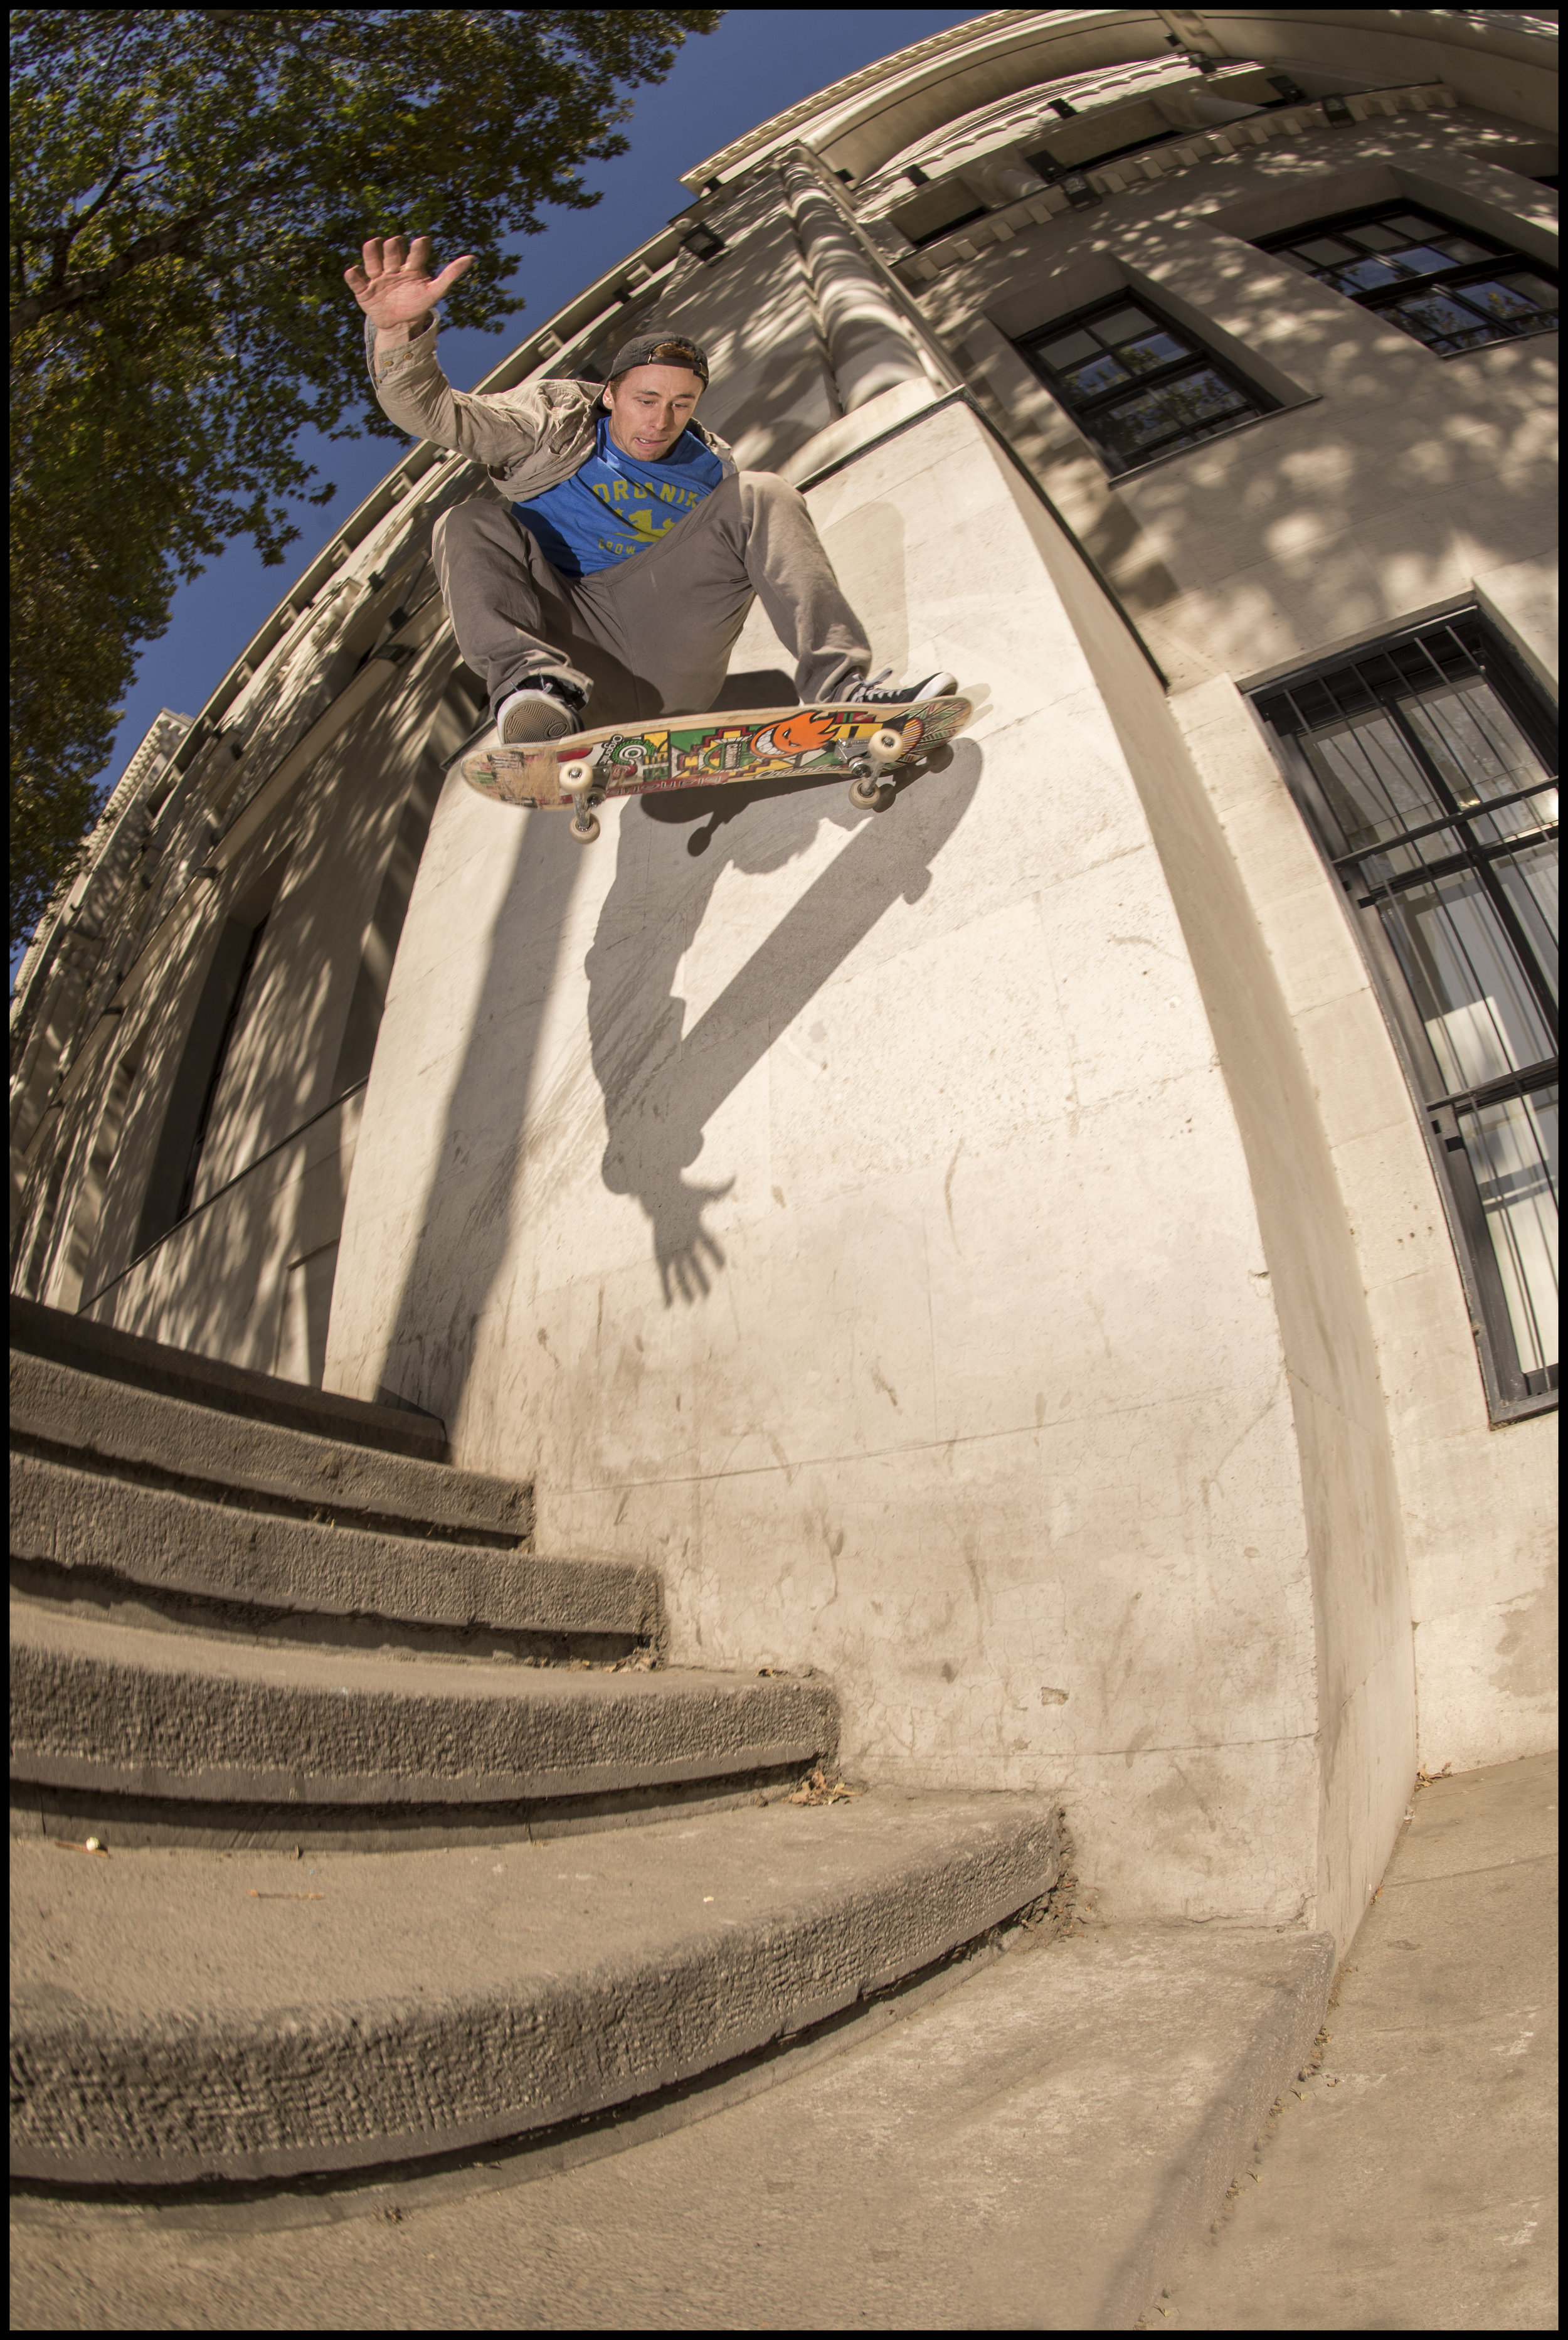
[779,149,941,413]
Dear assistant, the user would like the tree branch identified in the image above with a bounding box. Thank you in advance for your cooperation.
[50,164,132,289]
[9,171,290,340]
[11,215,208,338]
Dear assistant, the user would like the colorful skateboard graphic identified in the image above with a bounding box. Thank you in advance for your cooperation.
[460,696,973,842]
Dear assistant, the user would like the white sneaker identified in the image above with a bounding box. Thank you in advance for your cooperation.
[836,666,958,707]
[496,679,588,744]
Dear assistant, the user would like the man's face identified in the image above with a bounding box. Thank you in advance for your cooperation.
[601,363,703,460]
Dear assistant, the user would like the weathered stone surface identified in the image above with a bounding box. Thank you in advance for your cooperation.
[9,1791,1064,2181]
[11,1447,648,1637]
[8,1763,817,1853]
[9,1295,446,1460]
[1162,1753,1557,2331]
[9,1599,835,1804]
[11,1349,531,1539]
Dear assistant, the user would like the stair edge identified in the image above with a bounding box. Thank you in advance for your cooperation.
[8,1799,1063,2183]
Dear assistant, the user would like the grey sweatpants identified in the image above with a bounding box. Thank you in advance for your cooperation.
[431,470,872,725]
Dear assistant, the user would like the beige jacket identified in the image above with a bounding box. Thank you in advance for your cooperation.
[366,315,737,504]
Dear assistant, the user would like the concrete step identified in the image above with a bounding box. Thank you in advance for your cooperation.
[373,1921,1324,2331]
[9,1597,836,1819]
[9,1790,1066,2184]
[11,1348,531,1541]
[10,1445,655,1646]
[9,1921,1333,2329]
[10,1295,447,1462]
[9,1755,834,1854]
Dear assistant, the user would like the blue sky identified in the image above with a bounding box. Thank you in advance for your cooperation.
[100,9,984,787]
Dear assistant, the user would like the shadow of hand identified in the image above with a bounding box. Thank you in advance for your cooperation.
[653,1176,734,1306]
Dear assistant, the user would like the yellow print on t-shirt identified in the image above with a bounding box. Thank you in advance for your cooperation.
[591,479,704,516]
[590,477,705,551]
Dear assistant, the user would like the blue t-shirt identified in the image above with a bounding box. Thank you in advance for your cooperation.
[514,415,724,579]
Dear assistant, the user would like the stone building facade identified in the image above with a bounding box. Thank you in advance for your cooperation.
[9,8,1557,1955]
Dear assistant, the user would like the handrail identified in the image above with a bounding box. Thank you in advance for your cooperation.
[76,1078,368,1317]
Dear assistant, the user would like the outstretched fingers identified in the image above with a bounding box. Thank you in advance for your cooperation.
[344,231,475,308]
[430,252,475,297]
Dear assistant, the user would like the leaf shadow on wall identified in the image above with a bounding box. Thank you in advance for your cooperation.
[583,736,982,1304]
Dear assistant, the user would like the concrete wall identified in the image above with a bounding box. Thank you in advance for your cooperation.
[1168,674,1557,1776]
[87,1090,363,1381]
[59,621,472,1375]
[903,84,1559,1781]
[326,396,1406,1945]
[997,436,1419,1953]
[930,118,1558,694]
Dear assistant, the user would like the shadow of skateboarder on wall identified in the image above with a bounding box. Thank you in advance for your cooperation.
[582,737,982,1303]
[369,731,980,1427]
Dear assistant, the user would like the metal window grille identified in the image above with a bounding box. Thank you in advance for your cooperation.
[1258,203,1557,358]
[1254,614,1559,1418]
[1015,293,1276,475]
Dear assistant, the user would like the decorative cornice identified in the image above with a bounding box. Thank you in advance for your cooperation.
[896,82,1459,285]
[680,9,1029,189]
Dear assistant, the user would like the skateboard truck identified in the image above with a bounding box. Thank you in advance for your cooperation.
[561,758,601,843]
[846,725,908,812]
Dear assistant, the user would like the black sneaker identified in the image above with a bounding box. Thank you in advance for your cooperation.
[497,675,590,744]
[834,666,958,708]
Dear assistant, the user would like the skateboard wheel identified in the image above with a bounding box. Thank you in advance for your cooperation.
[561,758,595,791]
[569,811,601,843]
[848,774,884,812]
[870,727,904,762]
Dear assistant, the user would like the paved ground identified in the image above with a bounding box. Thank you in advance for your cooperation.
[9,1922,1331,2329]
[1154,1751,1557,2331]
[10,1752,1555,2330]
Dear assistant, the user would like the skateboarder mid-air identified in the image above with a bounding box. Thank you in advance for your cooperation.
[344,234,956,746]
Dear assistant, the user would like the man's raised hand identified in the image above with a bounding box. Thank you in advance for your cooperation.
[344,233,474,332]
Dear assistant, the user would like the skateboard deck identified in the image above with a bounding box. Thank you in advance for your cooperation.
[460,696,973,838]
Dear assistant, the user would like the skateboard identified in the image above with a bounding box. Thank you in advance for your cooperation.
[460,696,974,841]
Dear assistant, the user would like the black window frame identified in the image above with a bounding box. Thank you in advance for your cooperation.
[904,203,990,251]
[1014,290,1279,477]
[1256,200,1558,358]
[174,912,270,1224]
[1253,613,1559,1422]
[888,176,993,250]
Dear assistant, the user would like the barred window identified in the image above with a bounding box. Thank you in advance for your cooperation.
[1258,203,1557,356]
[1255,615,1558,1418]
[1015,294,1276,475]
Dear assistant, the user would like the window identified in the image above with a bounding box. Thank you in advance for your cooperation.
[176,915,269,1221]
[133,862,284,1259]
[54,1052,140,1312]
[1254,616,1558,1417]
[906,205,989,250]
[1258,203,1557,356]
[1015,294,1276,474]
[890,180,992,250]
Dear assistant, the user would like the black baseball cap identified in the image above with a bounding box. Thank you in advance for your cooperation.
[606,330,709,385]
